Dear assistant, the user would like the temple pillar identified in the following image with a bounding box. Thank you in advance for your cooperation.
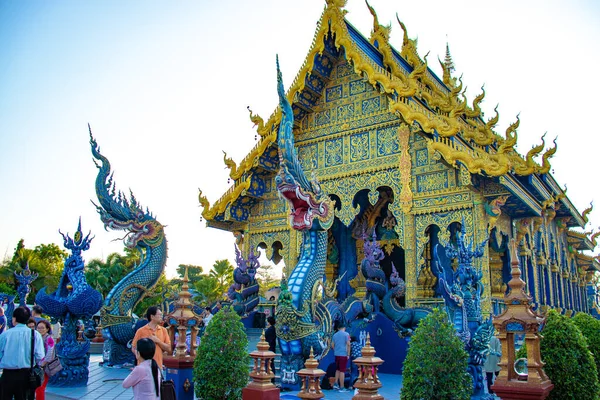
[242,331,279,400]
[491,239,554,400]
[296,348,325,399]
[352,333,384,400]
[404,214,417,307]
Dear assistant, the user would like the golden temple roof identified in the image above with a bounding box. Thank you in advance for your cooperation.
[199,0,583,228]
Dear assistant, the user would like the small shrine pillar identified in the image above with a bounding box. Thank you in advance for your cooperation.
[163,266,202,400]
[242,330,279,400]
[352,333,384,400]
[491,239,554,400]
[296,348,325,399]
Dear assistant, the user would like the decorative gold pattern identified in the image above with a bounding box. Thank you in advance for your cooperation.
[199,1,595,317]
[398,124,413,213]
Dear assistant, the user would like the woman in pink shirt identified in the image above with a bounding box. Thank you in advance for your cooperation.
[123,338,160,399]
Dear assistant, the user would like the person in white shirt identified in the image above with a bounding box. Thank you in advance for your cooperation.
[0,306,45,399]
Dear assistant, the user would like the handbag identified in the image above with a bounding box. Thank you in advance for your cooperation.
[160,369,177,400]
[44,346,63,378]
[29,330,44,390]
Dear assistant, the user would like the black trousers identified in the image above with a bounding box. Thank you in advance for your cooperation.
[486,371,499,394]
[1,368,32,400]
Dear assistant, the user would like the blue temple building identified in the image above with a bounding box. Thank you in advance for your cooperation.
[198,0,599,378]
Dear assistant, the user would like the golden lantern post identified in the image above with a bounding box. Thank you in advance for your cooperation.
[163,265,202,400]
[242,330,280,400]
[352,333,384,400]
[491,239,554,399]
[296,347,326,399]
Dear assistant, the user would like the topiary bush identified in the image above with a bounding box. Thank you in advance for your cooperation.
[573,312,600,380]
[401,307,472,400]
[541,309,600,400]
[193,306,250,400]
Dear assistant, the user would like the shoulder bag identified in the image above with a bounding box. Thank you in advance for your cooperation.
[160,369,177,400]
[29,330,44,390]
[44,345,63,377]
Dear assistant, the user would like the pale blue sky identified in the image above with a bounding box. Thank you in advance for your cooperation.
[1,0,599,278]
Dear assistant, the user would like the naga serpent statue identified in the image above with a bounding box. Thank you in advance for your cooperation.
[35,220,103,386]
[15,263,38,308]
[361,232,387,313]
[90,130,168,366]
[433,222,494,399]
[227,245,261,316]
[273,57,336,388]
[381,262,429,336]
[361,233,430,335]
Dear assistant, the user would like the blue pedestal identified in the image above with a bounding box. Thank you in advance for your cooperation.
[164,356,195,400]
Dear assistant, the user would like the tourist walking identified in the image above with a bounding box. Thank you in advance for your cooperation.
[0,306,45,400]
[484,335,502,394]
[131,307,171,369]
[123,338,160,400]
[35,320,55,400]
[331,323,350,392]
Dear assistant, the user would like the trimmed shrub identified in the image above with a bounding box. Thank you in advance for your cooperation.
[541,309,600,400]
[401,307,472,400]
[193,306,250,400]
[573,312,600,380]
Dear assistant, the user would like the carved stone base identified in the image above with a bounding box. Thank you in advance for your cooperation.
[492,380,554,400]
[242,386,280,400]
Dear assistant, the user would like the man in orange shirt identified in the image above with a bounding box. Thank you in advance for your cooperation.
[131,306,171,369]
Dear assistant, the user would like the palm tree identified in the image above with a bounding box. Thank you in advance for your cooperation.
[193,276,220,305]
[209,259,234,293]
[86,251,137,298]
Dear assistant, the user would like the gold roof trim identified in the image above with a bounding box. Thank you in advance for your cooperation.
[200,176,252,220]
[203,0,559,221]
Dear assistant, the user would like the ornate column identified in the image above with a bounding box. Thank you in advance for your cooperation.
[491,239,554,400]
[164,266,202,400]
[242,331,279,400]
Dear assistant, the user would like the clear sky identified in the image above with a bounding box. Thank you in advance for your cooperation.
[1,0,599,279]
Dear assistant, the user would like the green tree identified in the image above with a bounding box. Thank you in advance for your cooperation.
[193,306,249,399]
[256,263,278,298]
[1,240,67,298]
[573,312,600,381]
[401,307,472,400]
[209,259,234,292]
[541,309,600,400]
[85,250,140,299]
[192,276,220,305]
[177,264,204,282]
[0,282,16,296]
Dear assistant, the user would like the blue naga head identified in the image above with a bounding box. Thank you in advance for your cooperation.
[89,128,164,250]
[274,56,334,231]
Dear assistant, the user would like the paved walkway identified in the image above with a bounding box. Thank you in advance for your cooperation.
[45,355,403,399]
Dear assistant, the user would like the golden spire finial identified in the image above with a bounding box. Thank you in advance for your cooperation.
[506,238,529,302]
[305,347,319,369]
[256,329,270,352]
[444,38,455,73]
